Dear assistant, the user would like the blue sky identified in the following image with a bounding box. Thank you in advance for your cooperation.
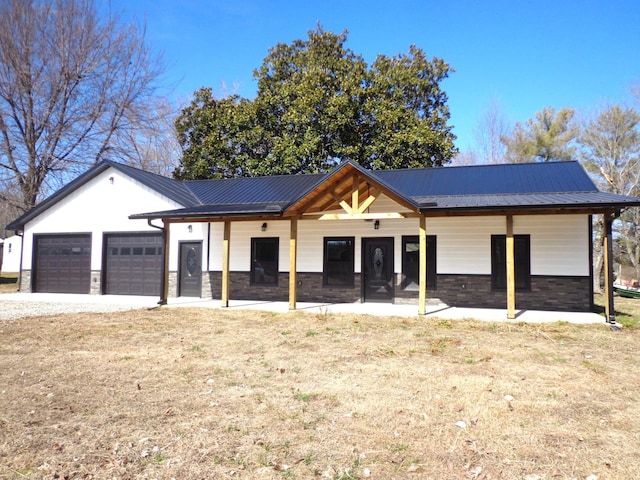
[109,0,640,152]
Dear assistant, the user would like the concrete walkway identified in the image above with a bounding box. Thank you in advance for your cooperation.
[165,296,605,324]
[0,292,606,324]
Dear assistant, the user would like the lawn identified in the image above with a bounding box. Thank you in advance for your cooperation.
[0,272,18,294]
[1,303,640,479]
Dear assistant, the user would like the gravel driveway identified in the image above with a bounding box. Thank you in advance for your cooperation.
[0,293,160,320]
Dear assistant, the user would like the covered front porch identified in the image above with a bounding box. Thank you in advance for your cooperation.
[131,161,622,324]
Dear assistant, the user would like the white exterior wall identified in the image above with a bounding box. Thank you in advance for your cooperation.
[517,214,589,276]
[1,234,22,272]
[204,213,590,277]
[22,168,187,271]
[167,222,208,271]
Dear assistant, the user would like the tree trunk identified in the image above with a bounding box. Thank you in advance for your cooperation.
[593,217,604,294]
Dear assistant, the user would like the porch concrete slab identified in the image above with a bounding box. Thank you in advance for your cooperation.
[0,293,605,324]
[165,297,605,324]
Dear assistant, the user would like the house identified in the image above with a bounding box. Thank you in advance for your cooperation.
[1,234,23,274]
[7,159,640,321]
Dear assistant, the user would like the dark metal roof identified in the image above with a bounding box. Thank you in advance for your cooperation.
[184,173,325,204]
[413,192,640,211]
[9,159,640,230]
[108,161,201,207]
[374,161,598,196]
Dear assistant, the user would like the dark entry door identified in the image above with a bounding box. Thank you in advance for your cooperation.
[362,237,394,302]
[179,241,202,297]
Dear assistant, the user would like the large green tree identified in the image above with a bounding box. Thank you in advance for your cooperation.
[174,26,457,180]
[501,106,578,163]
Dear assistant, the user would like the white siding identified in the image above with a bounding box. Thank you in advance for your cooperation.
[168,222,208,271]
[434,216,504,274]
[207,218,422,274]
[516,214,589,276]
[23,169,185,270]
[1,234,22,273]
[205,214,590,277]
[367,193,413,214]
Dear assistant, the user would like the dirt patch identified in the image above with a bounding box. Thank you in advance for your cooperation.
[1,307,639,479]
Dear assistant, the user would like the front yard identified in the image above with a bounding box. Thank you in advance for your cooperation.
[1,303,640,479]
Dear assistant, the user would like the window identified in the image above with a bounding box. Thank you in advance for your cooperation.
[491,235,531,290]
[323,237,355,287]
[251,238,279,285]
[402,236,437,290]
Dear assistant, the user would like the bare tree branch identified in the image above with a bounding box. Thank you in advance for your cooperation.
[0,0,168,214]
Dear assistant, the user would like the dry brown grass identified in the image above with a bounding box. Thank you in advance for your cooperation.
[1,307,640,479]
[594,292,640,329]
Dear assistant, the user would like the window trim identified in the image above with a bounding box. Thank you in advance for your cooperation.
[491,234,531,291]
[322,237,355,288]
[250,237,279,286]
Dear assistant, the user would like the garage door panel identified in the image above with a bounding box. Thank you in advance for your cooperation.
[35,235,91,294]
[105,234,163,296]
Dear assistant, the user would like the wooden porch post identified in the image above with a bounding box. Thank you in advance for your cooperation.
[419,215,427,315]
[221,220,230,307]
[604,212,616,325]
[289,217,298,310]
[160,219,170,305]
[506,214,516,319]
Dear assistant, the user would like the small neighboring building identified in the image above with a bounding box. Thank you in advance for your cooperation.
[6,159,640,319]
[0,234,22,273]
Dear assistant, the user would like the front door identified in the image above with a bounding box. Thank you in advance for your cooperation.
[362,237,394,303]
[179,241,202,297]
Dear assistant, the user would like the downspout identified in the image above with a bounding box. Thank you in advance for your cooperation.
[15,230,24,292]
[147,219,167,306]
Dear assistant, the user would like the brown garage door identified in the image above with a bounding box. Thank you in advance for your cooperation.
[104,233,163,296]
[34,234,91,293]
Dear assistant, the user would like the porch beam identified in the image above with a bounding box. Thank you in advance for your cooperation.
[354,187,379,214]
[351,174,359,214]
[604,212,616,325]
[318,212,406,221]
[506,214,516,319]
[339,200,353,214]
[418,215,427,315]
[289,217,298,310]
[221,220,230,307]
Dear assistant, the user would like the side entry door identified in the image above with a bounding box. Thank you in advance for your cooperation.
[179,241,202,297]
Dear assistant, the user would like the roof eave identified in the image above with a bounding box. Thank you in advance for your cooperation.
[420,202,640,216]
[129,205,286,222]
